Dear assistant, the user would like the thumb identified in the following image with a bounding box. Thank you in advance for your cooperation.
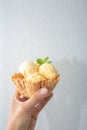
[25,87,49,110]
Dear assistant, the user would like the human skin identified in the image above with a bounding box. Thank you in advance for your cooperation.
[6,87,53,130]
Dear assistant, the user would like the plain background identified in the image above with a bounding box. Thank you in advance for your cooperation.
[0,0,87,130]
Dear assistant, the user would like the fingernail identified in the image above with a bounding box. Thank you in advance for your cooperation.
[39,88,48,96]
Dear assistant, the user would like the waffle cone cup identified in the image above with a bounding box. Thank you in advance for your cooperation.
[12,73,60,98]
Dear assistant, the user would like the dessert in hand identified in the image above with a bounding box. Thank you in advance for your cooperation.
[11,57,60,98]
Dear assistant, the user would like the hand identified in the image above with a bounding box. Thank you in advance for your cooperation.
[6,88,53,130]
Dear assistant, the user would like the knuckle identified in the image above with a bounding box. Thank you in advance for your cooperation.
[35,92,43,101]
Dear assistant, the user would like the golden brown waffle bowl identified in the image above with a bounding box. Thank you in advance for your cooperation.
[11,73,60,98]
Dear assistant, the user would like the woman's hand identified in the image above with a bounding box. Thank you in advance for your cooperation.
[6,88,53,130]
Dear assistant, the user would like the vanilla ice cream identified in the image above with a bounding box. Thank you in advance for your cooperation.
[39,63,58,79]
[18,61,58,80]
[18,61,39,77]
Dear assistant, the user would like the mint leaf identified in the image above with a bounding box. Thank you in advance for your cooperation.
[43,57,49,63]
[36,57,52,65]
[36,58,44,65]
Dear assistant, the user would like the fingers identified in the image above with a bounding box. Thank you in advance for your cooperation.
[25,88,49,110]
[32,93,53,117]
[14,90,28,102]
[13,88,52,113]
[14,90,20,99]
[27,92,53,130]
[35,92,53,113]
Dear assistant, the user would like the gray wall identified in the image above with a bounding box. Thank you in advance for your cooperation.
[0,0,87,130]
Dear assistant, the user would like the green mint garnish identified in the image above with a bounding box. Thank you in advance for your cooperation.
[36,57,52,65]
[43,57,49,63]
[36,58,44,65]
